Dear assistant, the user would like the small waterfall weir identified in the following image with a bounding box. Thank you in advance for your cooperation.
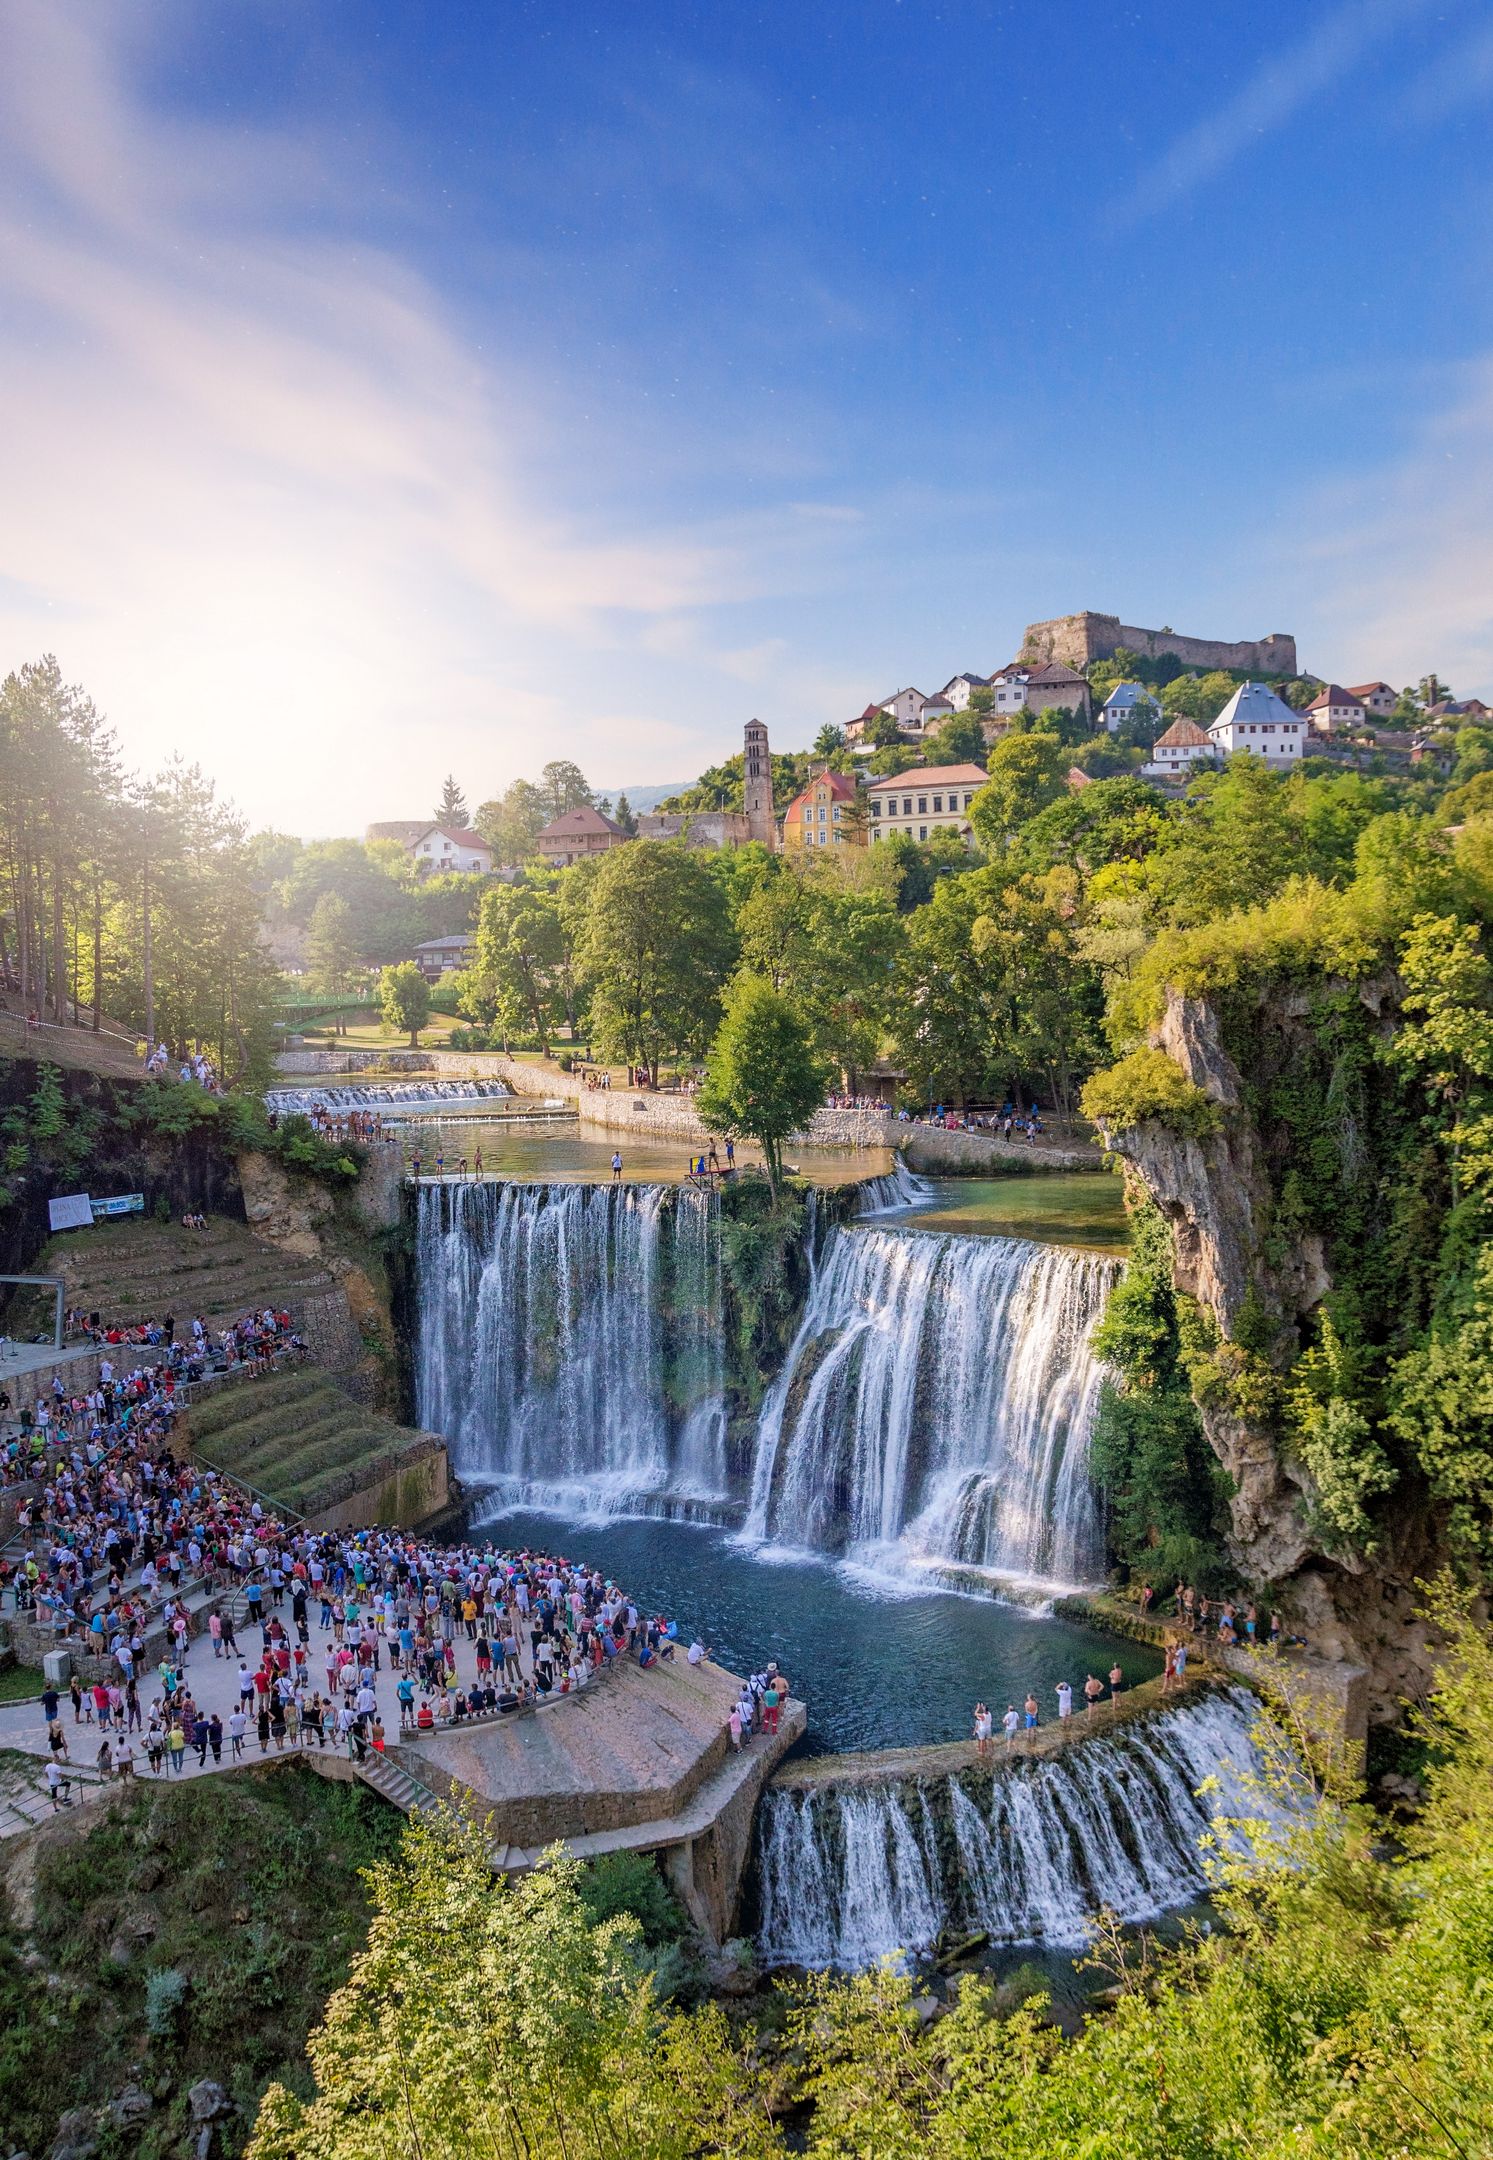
[755,1688,1287,1969]
[414,1177,1114,1580]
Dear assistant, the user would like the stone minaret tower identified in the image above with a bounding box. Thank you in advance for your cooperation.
[743,718,775,848]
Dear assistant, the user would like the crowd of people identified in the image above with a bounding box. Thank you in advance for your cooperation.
[971,1659,1131,1755]
[898,1100,1049,1142]
[4,1362,786,1793]
[1136,1577,1301,1653]
[289,1104,390,1145]
[143,1044,222,1089]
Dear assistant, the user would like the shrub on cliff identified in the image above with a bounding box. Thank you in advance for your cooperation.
[1080,1046,1219,1139]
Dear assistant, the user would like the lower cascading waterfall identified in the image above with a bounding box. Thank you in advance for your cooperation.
[414,1179,728,1515]
[856,1159,935,1216]
[266,1079,511,1113]
[754,1687,1288,1969]
[745,1225,1114,1584]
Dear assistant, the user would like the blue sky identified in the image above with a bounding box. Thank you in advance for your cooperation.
[2,0,1491,832]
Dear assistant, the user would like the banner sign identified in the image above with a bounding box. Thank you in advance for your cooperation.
[48,1193,94,1232]
[91,1193,145,1220]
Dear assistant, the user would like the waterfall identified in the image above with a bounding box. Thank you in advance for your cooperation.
[266,1079,511,1114]
[755,1688,1289,1969]
[744,1226,1113,1586]
[414,1180,728,1518]
[856,1159,935,1216]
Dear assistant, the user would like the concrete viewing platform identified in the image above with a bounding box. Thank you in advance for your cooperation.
[400,1652,803,1939]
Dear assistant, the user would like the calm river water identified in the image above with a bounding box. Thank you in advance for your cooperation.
[466,1505,1158,1757]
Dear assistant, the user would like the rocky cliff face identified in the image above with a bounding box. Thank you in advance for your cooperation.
[237,1146,404,1410]
[1112,992,1439,1717]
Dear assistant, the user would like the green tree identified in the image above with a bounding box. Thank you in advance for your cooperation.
[921,711,988,766]
[613,791,637,836]
[576,841,732,1080]
[968,732,1067,850]
[305,893,360,1030]
[472,883,564,1052]
[860,707,904,750]
[812,723,847,758]
[379,960,430,1046]
[475,780,548,867]
[539,759,594,820]
[696,973,828,1192]
[436,774,468,826]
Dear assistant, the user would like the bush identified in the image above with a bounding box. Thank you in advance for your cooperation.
[144,1964,189,2038]
[575,1852,685,1947]
[1081,1047,1220,1139]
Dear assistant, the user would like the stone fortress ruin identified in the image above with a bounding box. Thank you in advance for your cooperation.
[1021,612,1297,677]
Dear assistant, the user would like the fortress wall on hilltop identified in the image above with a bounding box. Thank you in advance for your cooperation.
[1022,611,1297,677]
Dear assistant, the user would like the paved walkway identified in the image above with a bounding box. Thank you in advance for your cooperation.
[0,1599,607,1791]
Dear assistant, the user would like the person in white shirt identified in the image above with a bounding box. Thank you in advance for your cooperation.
[687,1640,708,1666]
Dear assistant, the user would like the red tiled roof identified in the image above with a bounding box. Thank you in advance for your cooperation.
[537,806,625,838]
[785,768,859,818]
[1153,718,1213,749]
[1305,684,1364,712]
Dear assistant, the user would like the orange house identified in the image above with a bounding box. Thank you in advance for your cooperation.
[781,768,863,850]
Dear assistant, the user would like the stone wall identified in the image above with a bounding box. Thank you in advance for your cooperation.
[301,1436,450,1534]
[1021,611,1297,677]
[903,1124,1103,1175]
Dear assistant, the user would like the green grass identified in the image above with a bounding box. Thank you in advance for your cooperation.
[188,1369,427,1513]
[0,1666,41,1704]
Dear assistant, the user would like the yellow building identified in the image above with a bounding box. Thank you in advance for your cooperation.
[865,762,988,845]
[781,768,863,850]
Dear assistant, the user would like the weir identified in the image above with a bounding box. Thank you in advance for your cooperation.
[753,1685,1288,1969]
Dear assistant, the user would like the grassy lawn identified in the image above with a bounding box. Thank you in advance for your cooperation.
[0,1664,42,1704]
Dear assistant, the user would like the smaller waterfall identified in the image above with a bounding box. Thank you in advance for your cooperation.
[266,1079,511,1115]
[856,1159,935,1216]
[755,1688,1291,1969]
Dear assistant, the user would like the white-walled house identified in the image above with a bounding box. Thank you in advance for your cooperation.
[408,824,494,875]
[877,687,930,730]
[919,694,956,730]
[1102,681,1163,735]
[938,673,989,710]
[1141,717,1219,781]
[1304,684,1367,736]
[1348,680,1397,717]
[1208,682,1307,767]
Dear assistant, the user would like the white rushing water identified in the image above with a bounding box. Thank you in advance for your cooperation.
[414,1180,730,1517]
[743,1225,1113,1585]
[266,1080,511,1114]
[856,1159,936,1216]
[416,1179,1114,1568]
[755,1687,1289,1969]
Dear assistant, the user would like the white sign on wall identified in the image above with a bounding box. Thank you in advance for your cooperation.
[48,1193,94,1232]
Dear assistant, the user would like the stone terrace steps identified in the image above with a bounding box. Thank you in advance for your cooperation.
[184,1367,431,1518]
[43,1217,336,1326]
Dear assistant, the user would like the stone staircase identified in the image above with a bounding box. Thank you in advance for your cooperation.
[43,1216,337,1330]
[184,1367,437,1520]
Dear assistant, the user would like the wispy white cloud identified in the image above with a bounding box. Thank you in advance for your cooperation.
[1108,0,1443,230]
[0,3,855,830]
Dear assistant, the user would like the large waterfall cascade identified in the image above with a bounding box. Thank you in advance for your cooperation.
[414,1173,1115,1571]
[415,1180,730,1518]
[745,1220,1114,1586]
[755,1687,1288,1969]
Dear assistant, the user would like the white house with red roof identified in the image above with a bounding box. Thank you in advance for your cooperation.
[1304,684,1367,736]
[865,763,988,846]
[407,823,494,875]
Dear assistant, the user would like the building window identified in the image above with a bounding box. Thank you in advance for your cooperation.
[919,824,928,841]
[902,798,912,815]
[918,797,927,814]
[932,796,943,813]
[832,804,841,820]
[963,794,973,809]
[871,800,882,817]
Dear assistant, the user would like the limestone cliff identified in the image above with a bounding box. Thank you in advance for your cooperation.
[236,1145,405,1411]
[1106,991,1439,1717]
